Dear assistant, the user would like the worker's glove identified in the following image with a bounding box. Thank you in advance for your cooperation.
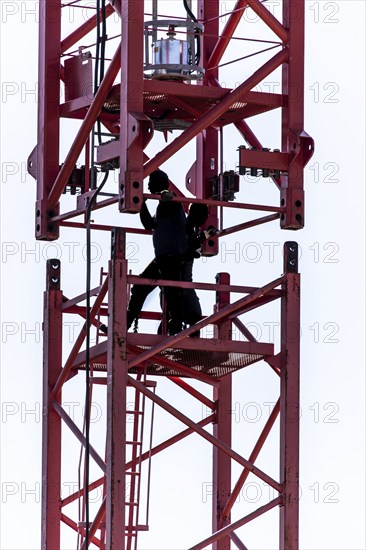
[202,225,218,239]
[160,190,174,202]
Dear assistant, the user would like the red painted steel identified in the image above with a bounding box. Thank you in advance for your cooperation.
[143,49,288,176]
[207,1,248,70]
[213,273,232,549]
[35,0,61,239]
[223,399,281,518]
[61,4,114,54]
[246,0,288,42]
[280,0,314,228]
[48,44,122,207]
[42,261,63,549]
[106,229,128,548]
[128,376,281,492]
[280,266,301,548]
[189,497,282,550]
[36,1,309,547]
[119,1,147,213]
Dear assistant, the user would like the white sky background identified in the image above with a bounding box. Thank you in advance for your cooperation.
[0,1,365,549]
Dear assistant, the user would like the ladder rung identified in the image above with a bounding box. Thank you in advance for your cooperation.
[126,440,142,445]
[126,471,141,476]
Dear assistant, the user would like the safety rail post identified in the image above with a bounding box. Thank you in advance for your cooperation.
[106,228,128,548]
[35,0,61,240]
[41,259,63,548]
[280,242,300,549]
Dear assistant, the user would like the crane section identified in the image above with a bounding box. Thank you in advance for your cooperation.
[30,1,313,548]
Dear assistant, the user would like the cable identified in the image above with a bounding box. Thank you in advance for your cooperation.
[183,0,201,67]
[84,169,109,549]
[183,0,197,22]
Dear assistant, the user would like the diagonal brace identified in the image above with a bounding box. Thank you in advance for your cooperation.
[128,276,284,369]
[127,376,281,492]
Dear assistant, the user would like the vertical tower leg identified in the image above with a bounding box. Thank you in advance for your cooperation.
[197,0,219,255]
[36,0,61,239]
[213,273,232,549]
[119,0,145,212]
[281,0,305,228]
[42,260,63,549]
[106,229,128,548]
[280,242,300,549]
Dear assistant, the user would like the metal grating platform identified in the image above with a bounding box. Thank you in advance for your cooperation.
[129,346,266,378]
[60,81,282,130]
[101,88,279,129]
[78,346,267,379]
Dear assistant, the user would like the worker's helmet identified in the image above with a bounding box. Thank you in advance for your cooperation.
[148,170,169,194]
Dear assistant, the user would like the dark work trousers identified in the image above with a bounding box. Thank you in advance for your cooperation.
[127,258,201,332]
[155,254,184,334]
[180,260,202,325]
[127,260,159,329]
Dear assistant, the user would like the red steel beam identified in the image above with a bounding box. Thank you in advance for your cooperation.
[280,244,301,549]
[127,275,282,296]
[128,375,281,492]
[41,260,63,549]
[36,0,61,239]
[169,377,215,410]
[53,401,106,473]
[280,0,311,228]
[128,334,273,356]
[217,213,280,237]
[53,276,108,398]
[143,49,288,177]
[128,276,284,369]
[61,286,102,310]
[119,0,146,212]
[105,229,128,548]
[245,0,288,42]
[62,416,215,509]
[205,77,282,189]
[230,532,248,550]
[213,273,232,549]
[223,399,280,518]
[61,513,101,547]
[189,497,282,550]
[207,0,248,70]
[80,499,107,550]
[48,43,122,207]
[60,3,115,54]
[62,477,106,508]
[51,189,284,223]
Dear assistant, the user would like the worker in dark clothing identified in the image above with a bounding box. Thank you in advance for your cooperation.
[127,171,210,335]
[172,202,209,332]
[127,170,187,335]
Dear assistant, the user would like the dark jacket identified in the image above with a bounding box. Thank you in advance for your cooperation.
[140,199,188,257]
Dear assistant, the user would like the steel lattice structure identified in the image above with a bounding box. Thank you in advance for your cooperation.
[30,1,314,548]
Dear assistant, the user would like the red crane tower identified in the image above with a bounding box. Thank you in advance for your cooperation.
[29,0,314,548]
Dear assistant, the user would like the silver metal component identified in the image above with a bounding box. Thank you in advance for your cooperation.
[144,19,204,81]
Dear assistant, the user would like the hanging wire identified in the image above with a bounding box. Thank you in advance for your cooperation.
[84,1,109,545]
[84,169,109,549]
[183,0,201,66]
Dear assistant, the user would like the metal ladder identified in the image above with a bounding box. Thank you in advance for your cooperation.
[125,373,156,549]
